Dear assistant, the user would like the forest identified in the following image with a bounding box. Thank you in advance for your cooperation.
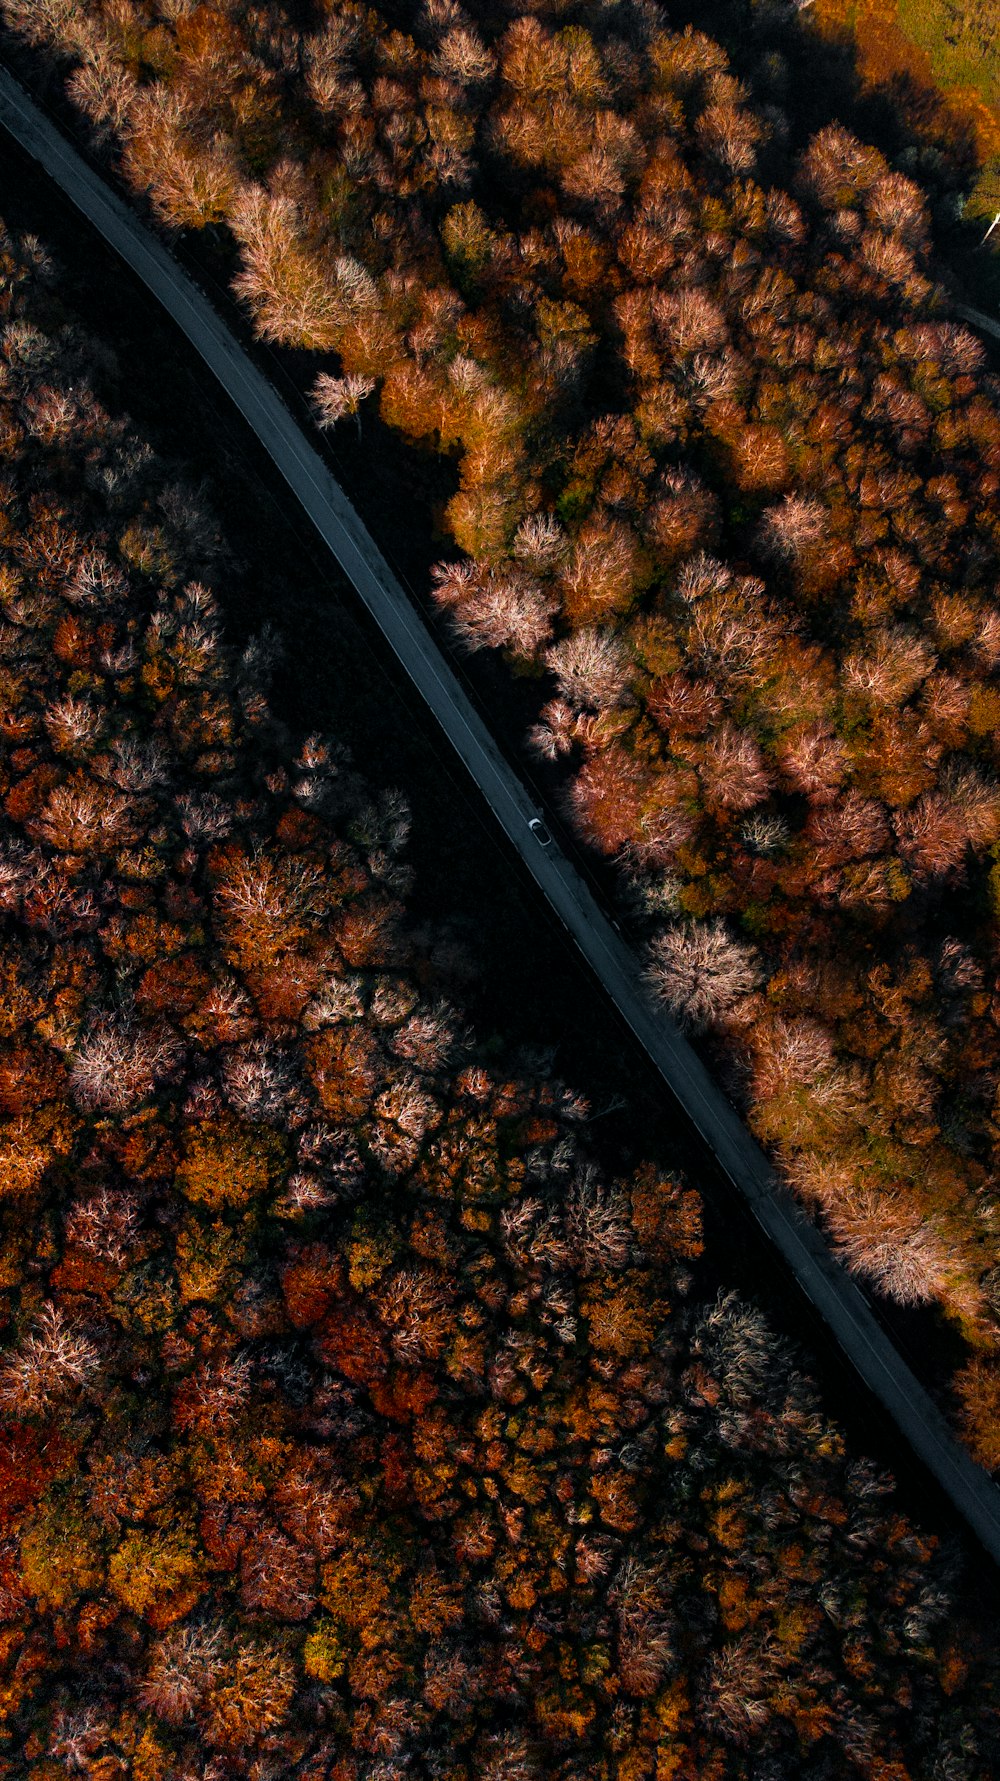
[804,0,1000,243]
[8,0,1000,1458]
[1,211,999,1777]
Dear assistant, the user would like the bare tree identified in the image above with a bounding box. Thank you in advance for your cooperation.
[34,778,134,853]
[777,725,846,803]
[435,25,494,85]
[240,1521,317,1621]
[797,124,886,212]
[843,627,934,707]
[699,723,772,812]
[758,492,827,560]
[652,288,729,356]
[221,1040,295,1122]
[140,1623,225,1725]
[567,1165,633,1272]
[0,1303,100,1415]
[70,1016,181,1113]
[46,1708,110,1773]
[611,1555,675,1697]
[172,1353,254,1435]
[43,695,103,758]
[512,511,568,573]
[828,1193,978,1313]
[706,1632,781,1741]
[311,371,376,436]
[645,921,761,1031]
[64,1185,141,1268]
[431,560,558,657]
[545,627,630,711]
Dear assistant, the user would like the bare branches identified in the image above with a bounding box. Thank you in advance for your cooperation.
[70,1017,182,1113]
[646,921,761,1031]
[0,1304,100,1415]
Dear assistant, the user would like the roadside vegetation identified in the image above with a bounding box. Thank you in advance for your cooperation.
[2,212,1000,1779]
[10,0,1000,1455]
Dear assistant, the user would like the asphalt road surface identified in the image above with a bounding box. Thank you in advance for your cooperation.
[4,63,1000,1561]
[957,301,1000,345]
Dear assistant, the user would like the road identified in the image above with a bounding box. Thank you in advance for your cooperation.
[956,301,1000,345]
[3,62,1000,1561]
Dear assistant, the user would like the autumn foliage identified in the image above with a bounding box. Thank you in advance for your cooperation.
[0,219,996,1775]
[14,0,1000,1415]
[805,0,1000,234]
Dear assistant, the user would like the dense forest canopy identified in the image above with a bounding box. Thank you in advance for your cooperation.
[10,0,1000,1453]
[1,216,999,1779]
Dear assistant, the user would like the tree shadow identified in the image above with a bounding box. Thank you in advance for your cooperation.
[667,0,999,304]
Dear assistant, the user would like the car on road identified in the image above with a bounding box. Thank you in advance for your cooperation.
[528,817,552,846]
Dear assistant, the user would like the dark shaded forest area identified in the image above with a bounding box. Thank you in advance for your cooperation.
[10,0,1000,1458]
[2,215,999,1778]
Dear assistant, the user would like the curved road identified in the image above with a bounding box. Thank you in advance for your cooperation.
[4,64,1000,1560]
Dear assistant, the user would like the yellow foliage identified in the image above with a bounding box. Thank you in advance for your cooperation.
[108,1528,202,1623]
[346,1210,398,1290]
[442,200,499,281]
[717,1574,753,1630]
[303,1619,346,1682]
[175,1214,244,1303]
[19,1499,104,1611]
[535,1684,597,1738]
[321,1547,400,1647]
[617,1748,656,1781]
[0,947,40,1035]
[580,1274,662,1356]
[117,1716,178,1781]
[0,1116,52,1199]
[775,1602,821,1656]
[177,1114,286,1211]
[113,1262,180,1337]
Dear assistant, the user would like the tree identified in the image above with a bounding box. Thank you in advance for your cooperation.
[69,1016,180,1113]
[311,371,376,435]
[957,1358,1000,1471]
[699,724,772,813]
[796,125,888,212]
[706,1633,780,1740]
[109,1526,203,1624]
[240,1521,317,1621]
[63,1185,140,1269]
[141,1622,224,1726]
[645,922,761,1031]
[204,1641,298,1750]
[830,1192,974,1311]
[436,25,495,88]
[123,88,239,229]
[695,93,765,176]
[432,559,558,657]
[32,776,134,854]
[653,288,729,357]
[777,726,846,803]
[758,492,827,560]
[558,518,647,626]
[545,628,630,711]
[230,190,358,352]
[0,1304,100,1416]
